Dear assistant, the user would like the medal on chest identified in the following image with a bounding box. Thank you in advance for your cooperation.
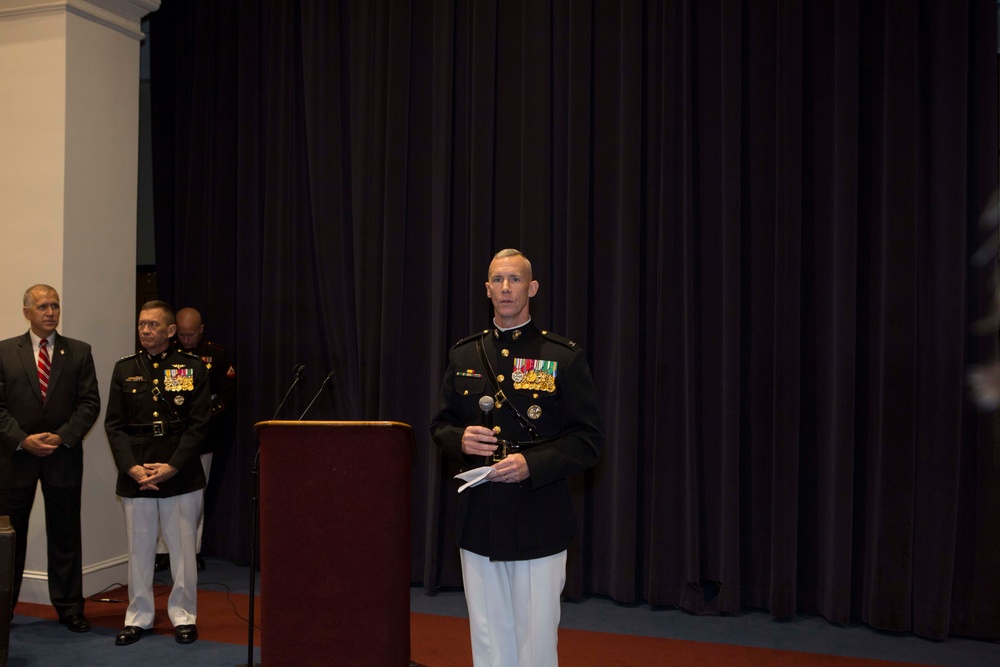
[511,358,558,393]
[164,366,194,392]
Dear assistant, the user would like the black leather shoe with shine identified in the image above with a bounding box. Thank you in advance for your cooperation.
[59,613,91,633]
[115,626,145,646]
[175,624,198,644]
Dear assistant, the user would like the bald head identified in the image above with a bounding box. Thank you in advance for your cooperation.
[175,307,204,350]
[485,248,538,328]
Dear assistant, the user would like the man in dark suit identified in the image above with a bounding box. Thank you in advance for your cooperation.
[0,284,100,632]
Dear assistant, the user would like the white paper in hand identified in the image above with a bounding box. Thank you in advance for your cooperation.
[454,466,494,493]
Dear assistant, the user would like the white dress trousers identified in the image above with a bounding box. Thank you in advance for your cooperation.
[123,489,201,628]
[460,548,568,667]
[156,452,213,554]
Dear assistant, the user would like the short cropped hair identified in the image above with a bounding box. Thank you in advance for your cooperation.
[139,300,176,325]
[489,248,532,278]
[23,284,59,308]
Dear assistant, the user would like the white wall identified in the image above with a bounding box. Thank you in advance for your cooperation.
[0,0,159,604]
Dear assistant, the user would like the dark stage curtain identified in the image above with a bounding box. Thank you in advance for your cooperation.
[149,1,999,641]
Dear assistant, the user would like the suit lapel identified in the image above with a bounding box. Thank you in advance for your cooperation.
[47,332,67,396]
[16,332,44,403]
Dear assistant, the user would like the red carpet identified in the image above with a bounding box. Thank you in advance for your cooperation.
[408,612,930,667]
[17,590,928,666]
[15,584,259,645]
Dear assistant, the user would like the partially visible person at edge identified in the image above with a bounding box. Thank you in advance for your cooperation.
[153,306,235,573]
[430,248,605,666]
[0,284,100,633]
[104,301,210,646]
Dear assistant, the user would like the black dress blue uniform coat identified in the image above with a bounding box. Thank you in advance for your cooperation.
[431,321,604,561]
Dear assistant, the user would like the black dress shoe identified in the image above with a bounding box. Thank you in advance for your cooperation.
[154,553,170,572]
[196,553,205,571]
[115,626,146,646]
[174,624,198,644]
[59,613,91,633]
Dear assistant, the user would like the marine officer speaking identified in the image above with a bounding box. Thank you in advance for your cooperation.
[431,248,605,666]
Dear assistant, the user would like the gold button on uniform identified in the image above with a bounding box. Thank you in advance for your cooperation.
[497,374,505,383]
[502,349,510,357]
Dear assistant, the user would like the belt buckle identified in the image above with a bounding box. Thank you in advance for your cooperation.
[492,439,508,463]
[152,421,165,437]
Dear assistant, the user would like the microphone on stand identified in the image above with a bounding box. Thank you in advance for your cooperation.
[271,363,306,420]
[246,362,305,666]
[298,371,336,420]
[245,362,306,667]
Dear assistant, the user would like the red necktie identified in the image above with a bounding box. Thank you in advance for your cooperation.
[38,339,50,402]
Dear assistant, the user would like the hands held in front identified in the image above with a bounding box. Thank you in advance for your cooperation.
[461,426,529,483]
[128,462,178,491]
[21,432,62,456]
[490,453,528,484]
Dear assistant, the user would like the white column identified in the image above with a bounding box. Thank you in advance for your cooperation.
[0,0,160,604]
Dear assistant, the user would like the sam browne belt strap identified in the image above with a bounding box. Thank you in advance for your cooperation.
[131,354,188,437]
[475,336,539,442]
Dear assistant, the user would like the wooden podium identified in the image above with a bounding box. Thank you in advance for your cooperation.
[255,421,414,666]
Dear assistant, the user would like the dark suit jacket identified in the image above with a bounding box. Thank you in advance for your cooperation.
[0,332,101,489]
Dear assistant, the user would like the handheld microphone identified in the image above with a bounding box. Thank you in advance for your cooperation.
[298,371,336,420]
[479,395,495,429]
[271,364,306,420]
[479,395,495,465]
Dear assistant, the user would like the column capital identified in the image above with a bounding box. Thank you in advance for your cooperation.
[0,0,161,40]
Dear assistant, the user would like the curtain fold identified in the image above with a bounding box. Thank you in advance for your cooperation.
[150,0,999,640]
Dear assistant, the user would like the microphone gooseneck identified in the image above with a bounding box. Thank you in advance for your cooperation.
[271,363,306,420]
[298,371,337,420]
